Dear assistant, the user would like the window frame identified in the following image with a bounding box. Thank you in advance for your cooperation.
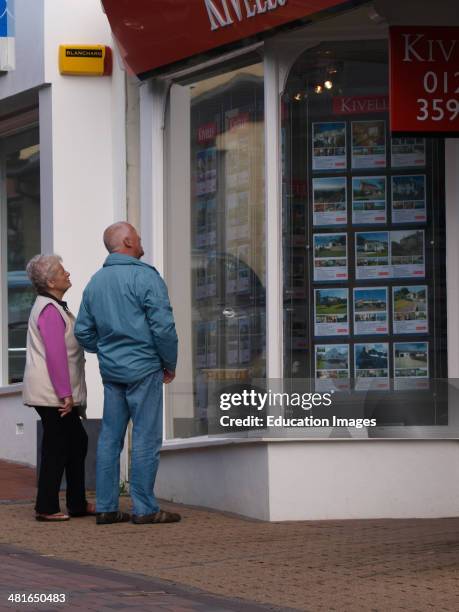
[0,113,40,387]
[162,50,271,440]
[0,150,7,386]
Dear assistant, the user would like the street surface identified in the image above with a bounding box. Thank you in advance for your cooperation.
[1,460,459,611]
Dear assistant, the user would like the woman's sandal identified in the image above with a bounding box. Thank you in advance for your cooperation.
[35,512,70,522]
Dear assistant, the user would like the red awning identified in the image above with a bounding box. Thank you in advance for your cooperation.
[102,0,353,78]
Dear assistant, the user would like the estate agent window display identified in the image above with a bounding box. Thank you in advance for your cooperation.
[282,40,448,429]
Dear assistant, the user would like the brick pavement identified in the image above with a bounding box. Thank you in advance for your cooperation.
[1,461,459,611]
[0,461,35,502]
[1,500,459,611]
[0,544,281,612]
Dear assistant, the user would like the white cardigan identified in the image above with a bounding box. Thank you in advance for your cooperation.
[22,296,87,408]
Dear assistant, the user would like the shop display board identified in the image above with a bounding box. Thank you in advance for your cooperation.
[308,114,444,395]
[283,93,446,414]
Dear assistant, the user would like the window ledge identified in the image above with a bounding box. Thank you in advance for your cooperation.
[161,431,459,451]
[162,435,251,452]
[160,434,363,452]
[0,383,23,397]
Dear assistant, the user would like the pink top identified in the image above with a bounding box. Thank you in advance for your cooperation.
[37,304,72,399]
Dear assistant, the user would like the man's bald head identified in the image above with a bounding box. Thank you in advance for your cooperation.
[103,222,144,259]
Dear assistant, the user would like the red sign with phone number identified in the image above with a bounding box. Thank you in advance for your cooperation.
[390,26,459,133]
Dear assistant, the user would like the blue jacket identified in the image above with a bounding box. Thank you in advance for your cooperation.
[74,254,178,383]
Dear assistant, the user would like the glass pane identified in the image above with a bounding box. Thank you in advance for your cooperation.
[6,128,40,383]
[282,41,447,431]
[166,62,266,438]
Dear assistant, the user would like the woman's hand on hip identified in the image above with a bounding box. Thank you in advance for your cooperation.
[59,396,74,417]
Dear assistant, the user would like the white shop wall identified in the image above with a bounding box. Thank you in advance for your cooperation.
[40,0,127,417]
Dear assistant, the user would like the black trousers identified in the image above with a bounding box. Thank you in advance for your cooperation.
[35,407,88,515]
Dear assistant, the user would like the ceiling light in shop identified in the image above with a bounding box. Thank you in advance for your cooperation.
[324,80,333,90]
[314,84,323,94]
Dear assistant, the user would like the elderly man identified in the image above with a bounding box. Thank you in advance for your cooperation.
[75,222,179,525]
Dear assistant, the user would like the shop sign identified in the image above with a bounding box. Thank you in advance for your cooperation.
[390,26,459,133]
[333,95,388,115]
[205,0,287,31]
[0,0,15,72]
[101,0,351,77]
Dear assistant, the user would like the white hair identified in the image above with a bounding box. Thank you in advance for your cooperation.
[26,254,63,293]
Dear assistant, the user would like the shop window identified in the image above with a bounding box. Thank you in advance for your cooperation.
[165,61,266,438]
[282,41,447,429]
[1,126,40,384]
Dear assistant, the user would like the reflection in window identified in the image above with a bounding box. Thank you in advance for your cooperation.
[6,128,40,383]
[166,63,266,438]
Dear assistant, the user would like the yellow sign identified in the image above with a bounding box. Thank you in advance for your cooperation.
[59,45,112,76]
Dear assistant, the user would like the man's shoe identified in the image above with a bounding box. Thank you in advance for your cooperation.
[96,511,131,525]
[132,510,181,524]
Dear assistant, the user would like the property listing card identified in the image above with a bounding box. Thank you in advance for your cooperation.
[392,285,428,334]
[315,343,350,392]
[312,122,347,171]
[355,231,390,279]
[351,120,386,169]
[394,341,429,390]
[391,229,425,279]
[352,176,386,225]
[313,176,347,226]
[354,343,390,391]
[314,288,349,337]
[391,137,426,168]
[313,233,348,281]
[353,287,389,335]
[391,175,426,223]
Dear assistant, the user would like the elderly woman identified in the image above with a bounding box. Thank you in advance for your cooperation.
[22,254,95,521]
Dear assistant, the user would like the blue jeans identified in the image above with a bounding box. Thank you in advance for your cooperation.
[96,369,163,516]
